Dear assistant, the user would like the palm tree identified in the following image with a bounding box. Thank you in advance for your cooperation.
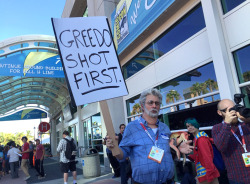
[205,79,218,102]
[131,103,141,115]
[243,71,250,82]
[166,90,181,111]
[190,82,208,105]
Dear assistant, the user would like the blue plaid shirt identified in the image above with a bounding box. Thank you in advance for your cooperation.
[119,116,174,184]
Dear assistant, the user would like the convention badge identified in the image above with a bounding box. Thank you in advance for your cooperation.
[148,146,164,163]
[161,133,169,140]
[242,152,250,167]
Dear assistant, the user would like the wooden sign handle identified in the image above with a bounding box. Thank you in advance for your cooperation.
[100,100,120,156]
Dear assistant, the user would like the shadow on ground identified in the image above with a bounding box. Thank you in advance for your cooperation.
[27,158,82,184]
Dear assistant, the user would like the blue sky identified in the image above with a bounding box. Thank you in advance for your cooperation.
[0,0,66,41]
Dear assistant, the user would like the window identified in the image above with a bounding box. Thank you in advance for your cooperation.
[233,44,250,109]
[233,45,250,84]
[126,62,221,129]
[83,113,104,165]
[122,4,205,79]
[56,131,61,146]
[56,116,61,125]
[221,0,246,14]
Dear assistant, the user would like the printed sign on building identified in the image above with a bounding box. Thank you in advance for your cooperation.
[52,17,128,106]
[0,109,47,121]
[115,2,129,45]
[0,52,64,78]
[111,0,175,54]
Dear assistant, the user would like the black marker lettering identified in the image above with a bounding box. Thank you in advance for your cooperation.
[87,28,96,47]
[93,29,104,47]
[66,54,78,68]
[84,73,90,87]
[74,72,82,89]
[108,67,118,82]
[98,51,109,65]
[73,29,84,48]
[103,29,112,47]
[101,69,112,83]
[89,53,101,65]
[90,71,103,85]
[81,29,90,47]
[59,30,74,48]
[78,53,89,68]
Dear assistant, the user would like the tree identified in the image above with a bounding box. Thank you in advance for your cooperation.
[131,103,142,115]
[190,82,208,105]
[243,71,250,82]
[205,79,218,102]
[166,90,181,111]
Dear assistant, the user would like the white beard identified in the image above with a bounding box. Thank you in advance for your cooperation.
[144,106,159,118]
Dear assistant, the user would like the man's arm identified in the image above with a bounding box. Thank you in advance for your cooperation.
[57,139,63,152]
[106,136,124,160]
[19,144,30,154]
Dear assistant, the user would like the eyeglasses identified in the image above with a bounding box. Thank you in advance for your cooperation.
[219,107,227,113]
[146,100,161,106]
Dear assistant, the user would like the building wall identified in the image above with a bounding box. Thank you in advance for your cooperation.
[54,0,250,177]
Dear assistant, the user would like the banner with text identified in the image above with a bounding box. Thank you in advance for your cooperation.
[0,109,47,121]
[0,52,64,78]
[111,0,175,54]
[52,17,128,106]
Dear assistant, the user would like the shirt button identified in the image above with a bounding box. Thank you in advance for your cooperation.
[160,180,162,182]
[161,169,163,171]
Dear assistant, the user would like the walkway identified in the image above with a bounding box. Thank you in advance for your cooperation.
[0,158,126,184]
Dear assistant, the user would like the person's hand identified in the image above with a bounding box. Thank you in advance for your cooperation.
[178,140,194,154]
[41,157,44,161]
[105,136,118,150]
[224,107,237,124]
[236,112,250,123]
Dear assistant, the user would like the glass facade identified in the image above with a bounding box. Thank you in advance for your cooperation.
[233,45,250,84]
[122,4,206,79]
[126,62,221,129]
[221,0,246,14]
[83,113,104,165]
[233,44,250,108]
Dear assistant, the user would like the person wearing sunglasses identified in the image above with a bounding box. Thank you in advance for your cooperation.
[106,88,193,184]
[212,99,250,184]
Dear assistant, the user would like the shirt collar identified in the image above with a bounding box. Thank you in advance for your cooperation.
[139,116,159,126]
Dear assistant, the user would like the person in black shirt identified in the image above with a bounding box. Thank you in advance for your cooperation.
[118,124,131,184]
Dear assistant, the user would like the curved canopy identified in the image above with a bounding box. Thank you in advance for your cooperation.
[0,35,71,118]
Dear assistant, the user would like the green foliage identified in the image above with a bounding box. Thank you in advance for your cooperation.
[0,130,34,146]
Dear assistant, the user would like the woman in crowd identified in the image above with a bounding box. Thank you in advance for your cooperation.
[186,118,220,184]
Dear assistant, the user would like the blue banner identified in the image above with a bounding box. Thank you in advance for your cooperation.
[0,109,47,121]
[111,0,175,54]
[0,52,65,78]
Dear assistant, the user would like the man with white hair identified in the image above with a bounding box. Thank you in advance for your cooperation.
[106,88,193,184]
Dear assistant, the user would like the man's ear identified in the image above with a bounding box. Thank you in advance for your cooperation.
[141,104,144,112]
[217,110,222,116]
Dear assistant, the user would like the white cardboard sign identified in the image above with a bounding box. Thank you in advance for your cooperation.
[52,17,128,106]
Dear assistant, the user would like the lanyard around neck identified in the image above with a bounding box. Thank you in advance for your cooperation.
[140,122,158,146]
[231,124,247,152]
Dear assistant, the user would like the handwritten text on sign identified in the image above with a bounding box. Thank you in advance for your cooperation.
[52,17,128,106]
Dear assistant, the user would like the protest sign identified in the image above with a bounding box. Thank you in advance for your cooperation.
[51,17,128,106]
[52,17,128,155]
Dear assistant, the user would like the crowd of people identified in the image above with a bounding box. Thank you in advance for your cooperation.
[106,88,250,184]
[0,137,45,181]
[1,88,250,184]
